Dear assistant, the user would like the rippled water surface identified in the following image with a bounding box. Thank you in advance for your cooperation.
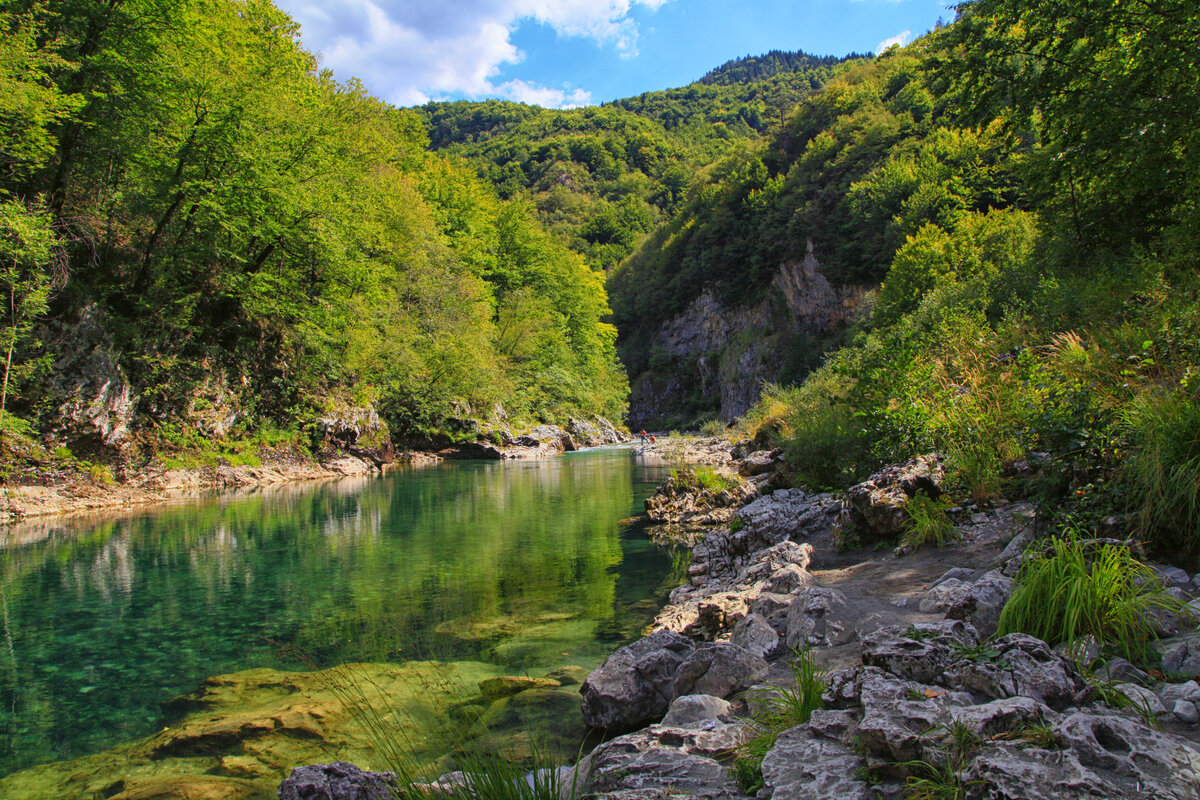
[0,448,679,777]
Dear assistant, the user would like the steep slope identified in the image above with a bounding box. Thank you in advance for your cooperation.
[610,48,1021,427]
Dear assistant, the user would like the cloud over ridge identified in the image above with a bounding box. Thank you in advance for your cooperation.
[279,0,668,108]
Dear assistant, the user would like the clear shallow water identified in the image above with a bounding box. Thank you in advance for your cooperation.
[0,448,679,777]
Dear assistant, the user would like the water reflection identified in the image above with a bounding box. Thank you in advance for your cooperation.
[0,449,676,777]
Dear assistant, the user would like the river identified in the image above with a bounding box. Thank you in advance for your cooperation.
[0,447,683,796]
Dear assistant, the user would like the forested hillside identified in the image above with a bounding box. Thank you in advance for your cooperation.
[420,53,852,271]
[0,0,627,471]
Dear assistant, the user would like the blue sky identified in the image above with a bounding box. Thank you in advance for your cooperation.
[274,0,956,109]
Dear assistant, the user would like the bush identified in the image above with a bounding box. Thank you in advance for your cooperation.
[997,531,1192,661]
[699,418,727,437]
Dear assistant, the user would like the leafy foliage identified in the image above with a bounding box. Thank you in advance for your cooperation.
[0,0,629,456]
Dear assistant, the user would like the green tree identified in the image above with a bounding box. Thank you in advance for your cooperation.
[0,199,58,422]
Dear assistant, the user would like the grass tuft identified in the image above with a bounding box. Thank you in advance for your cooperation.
[732,647,827,793]
[996,530,1192,660]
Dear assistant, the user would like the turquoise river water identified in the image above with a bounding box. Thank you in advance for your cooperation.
[0,447,682,779]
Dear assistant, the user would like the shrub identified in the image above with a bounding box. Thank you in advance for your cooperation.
[699,418,727,437]
[996,531,1192,660]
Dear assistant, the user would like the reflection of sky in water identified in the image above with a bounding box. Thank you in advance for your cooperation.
[0,449,677,777]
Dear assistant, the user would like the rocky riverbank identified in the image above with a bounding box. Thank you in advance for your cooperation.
[557,449,1200,800]
[280,442,1200,799]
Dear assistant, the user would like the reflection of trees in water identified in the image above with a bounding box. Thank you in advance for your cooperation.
[0,452,668,776]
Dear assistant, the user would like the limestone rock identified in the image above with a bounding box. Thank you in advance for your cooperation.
[575,721,749,800]
[738,450,781,477]
[785,587,853,649]
[1173,699,1200,724]
[661,694,734,728]
[918,578,971,614]
[759,725,872,800]
[46,304,138,450]
[1156,632,1200,678]
[277,762,398,800]
[944,569,1014,638]
[731,613,783,661]
[580,631,696,733]
[840,454,945,543]
[672,642,769,698]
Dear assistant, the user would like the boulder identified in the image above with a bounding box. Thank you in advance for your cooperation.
[840,454,945,543]
[944,569,1014,638]
[735,489,840,545]
[731,613,783,661]
[759,725,872,800]
[918,578,971,614]
[277,762,398,800]
[1156,631,1200,678]
[661,694,734,728]
[580,631,696,733]
[785,587,854,649]
[738,450,781,477]
[672,642,769,698]
[575,723,747,800]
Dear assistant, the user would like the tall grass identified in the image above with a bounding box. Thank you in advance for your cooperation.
[733,648,827,793]
[1122,388,1200,559]
[996,531,1191,660]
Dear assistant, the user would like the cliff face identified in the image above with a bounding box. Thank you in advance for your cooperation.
[626,243,870,428]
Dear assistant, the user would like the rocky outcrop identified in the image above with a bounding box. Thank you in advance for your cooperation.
[43,304,137,451]
[643,468,754,526]
[624,244,871,427]
[579,631,766,733]
[570,696,750,800]
[652,489,839,644]
[839,454,945,545]
[316,404,394,467]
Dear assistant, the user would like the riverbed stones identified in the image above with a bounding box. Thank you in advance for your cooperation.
[478,676,561,700]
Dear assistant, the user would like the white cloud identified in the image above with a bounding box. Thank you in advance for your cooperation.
[276,0,667,108]
[876,29,912,53]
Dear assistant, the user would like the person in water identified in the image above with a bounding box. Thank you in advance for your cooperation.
[639,429,648,444]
